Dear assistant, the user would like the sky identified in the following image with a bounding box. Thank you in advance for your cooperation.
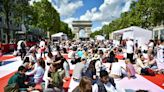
[30,0,136,32]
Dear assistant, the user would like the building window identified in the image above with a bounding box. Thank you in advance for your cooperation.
[160,29,164,39]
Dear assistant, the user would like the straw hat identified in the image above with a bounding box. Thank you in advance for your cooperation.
[92,54,100,60]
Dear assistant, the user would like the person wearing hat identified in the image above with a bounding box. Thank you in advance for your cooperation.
[93,54,105,77]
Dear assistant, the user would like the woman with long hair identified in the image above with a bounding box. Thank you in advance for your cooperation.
[44,62,63,92]
[83,60,97,84]
[25,58,45,84]
[73,76,92,92]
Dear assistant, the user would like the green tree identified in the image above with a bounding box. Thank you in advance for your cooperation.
[12,0,31,25]
[1,0,13,43]
[1,0,31,43]
[31,0,60,35]
[92,0,164,37]
[60,21,74,39]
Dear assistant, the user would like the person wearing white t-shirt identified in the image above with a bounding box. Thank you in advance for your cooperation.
[17,40,26,60]
[157,39,164,62]
[148,40,154,49]
[126,39,134,63]
[39,40,46,58]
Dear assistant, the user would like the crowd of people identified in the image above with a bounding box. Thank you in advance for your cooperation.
[3,37,164,92]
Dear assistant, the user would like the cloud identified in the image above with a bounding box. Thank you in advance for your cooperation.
[29,0,52,5]
[80,0,135,22]
[122,0,132,12]
[29,0,41,5]
[52,0,83,17]
[102,21,110,25]
[92,26,102,32]
[62,17,78,30]
[30,0,83,17]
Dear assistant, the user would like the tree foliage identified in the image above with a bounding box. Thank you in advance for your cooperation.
[29,0,74,38]
[60,21,74,39]
[1,0,74,43]
[1,0,32,43]
[91,0,164,38]
[1,0,13,43]
[12,0,31,25]
[30,0,60,34]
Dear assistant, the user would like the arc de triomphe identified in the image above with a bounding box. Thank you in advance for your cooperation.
[72,21,92,39]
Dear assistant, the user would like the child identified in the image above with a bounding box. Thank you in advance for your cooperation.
[125,59,136,79]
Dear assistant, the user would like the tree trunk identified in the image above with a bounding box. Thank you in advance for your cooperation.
[3,0,11,44]
[6,13,10,44]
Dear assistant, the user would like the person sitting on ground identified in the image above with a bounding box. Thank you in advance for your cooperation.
[72,57,87,81]
[146,54,158,70]
[125,59,136,79]
[83,60,97,84]
[22,57,31,71]
[134,54,148,74]
[92,70,117,92]
[77,48,83,58]
[5,66,34,92]
[43,62,63,92]
[26,58,45,84]
[61,57,70,78]
[108,50,116,63]
[109,58,125,79]
[46,52,55,66]
[29,51,37,64]
[134,54,155,76]
[94,54,105,77]
[72,76,92,92]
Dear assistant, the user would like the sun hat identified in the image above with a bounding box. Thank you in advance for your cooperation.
[92,54,100,60]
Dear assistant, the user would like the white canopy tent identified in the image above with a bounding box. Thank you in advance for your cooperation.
[51,32,66,37]
[95,35,105,40]
[113,26,152,46]
[51,32,68,41]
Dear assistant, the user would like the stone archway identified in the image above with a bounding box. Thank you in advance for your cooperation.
[72,21,92,39]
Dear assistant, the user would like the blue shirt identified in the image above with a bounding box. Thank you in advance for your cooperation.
[77,51,83,58]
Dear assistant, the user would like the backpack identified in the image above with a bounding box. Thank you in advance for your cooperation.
[97,80,107,92]
[97,78,116,92]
